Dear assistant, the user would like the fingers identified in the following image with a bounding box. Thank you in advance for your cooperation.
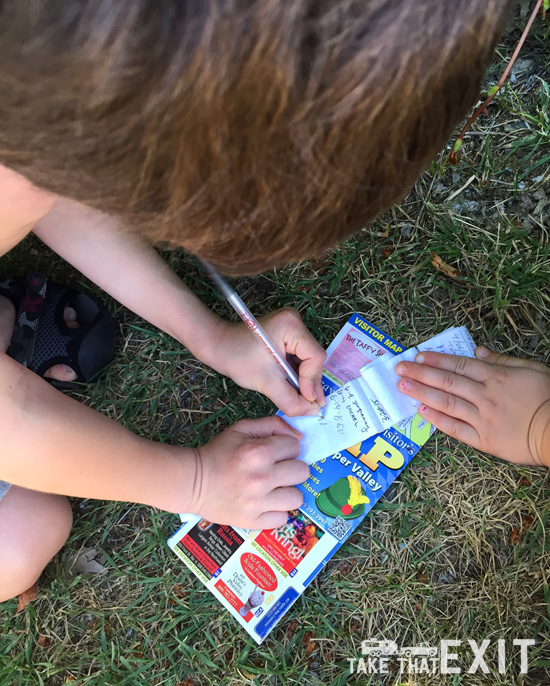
[397,375,478,423]
[252,484,306,529]
[298,361,326,407]
[396,354,483,403]
[294,344,327,407]
[260,433,302,464]
[476,346,550,375]
[272,454,310,484]
[397,348,550,382]
[264,308,326,406]
[264,486,304,514]
[399,351,492,383]
[415,404,481,449]
[255,510,291,530]
[235,415,302,440]
[234,417,304,463]
[266,375,321,417]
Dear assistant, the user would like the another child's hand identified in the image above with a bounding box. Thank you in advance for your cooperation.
[395,347,550,467]
[215,308,326,417]
[191,416,309,529]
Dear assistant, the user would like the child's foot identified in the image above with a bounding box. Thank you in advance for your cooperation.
[0,295,78,381]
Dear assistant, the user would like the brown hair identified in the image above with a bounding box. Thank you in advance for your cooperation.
[0,1,510,275]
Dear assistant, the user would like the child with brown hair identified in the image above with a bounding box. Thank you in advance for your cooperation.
[1,0,547,604]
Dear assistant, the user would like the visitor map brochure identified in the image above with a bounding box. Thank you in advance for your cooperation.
[168,314,444,643]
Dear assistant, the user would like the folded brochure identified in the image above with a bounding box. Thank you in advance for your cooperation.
[168,315,467,643]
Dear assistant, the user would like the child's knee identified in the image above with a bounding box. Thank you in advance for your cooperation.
[0,492,72,602]
[0,546,42,602]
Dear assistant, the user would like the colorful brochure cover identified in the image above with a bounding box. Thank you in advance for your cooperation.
[167,315,435,643]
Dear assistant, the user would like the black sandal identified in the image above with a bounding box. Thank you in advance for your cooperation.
[1,272,116,386]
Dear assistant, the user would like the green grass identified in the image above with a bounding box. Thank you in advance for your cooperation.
[1,18,550,686]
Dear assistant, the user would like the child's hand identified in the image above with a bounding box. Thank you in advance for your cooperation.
[190,416,309,529]
[395,347,550,467]
[215,308,326,417]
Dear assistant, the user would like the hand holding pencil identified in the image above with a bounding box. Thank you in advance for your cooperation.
[203,262,326,417]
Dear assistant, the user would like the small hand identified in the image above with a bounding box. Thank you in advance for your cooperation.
[216,308,327,417]
[191,416,310,529]
[395,346,550,467]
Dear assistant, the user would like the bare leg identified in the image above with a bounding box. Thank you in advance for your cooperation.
[0,290,75,601]
[0,486,72,602]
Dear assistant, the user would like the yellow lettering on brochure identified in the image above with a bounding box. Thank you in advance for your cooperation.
[353,317,385,341]
[384,338,404,353]
[346,442,363,459]
[359,436,405,472]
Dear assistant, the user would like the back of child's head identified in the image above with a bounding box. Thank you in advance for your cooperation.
[0,1,510,274]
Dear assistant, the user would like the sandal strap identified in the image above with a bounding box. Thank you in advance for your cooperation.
[6,273,47,368]
[5,272,116,386]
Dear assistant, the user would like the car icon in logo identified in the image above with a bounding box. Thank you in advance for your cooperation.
[361,640,399,657]
[401,642,438,658]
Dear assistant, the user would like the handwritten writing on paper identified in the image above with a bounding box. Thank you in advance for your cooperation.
[417,327,476,357]
[284,380,381,465]
[283,327,476,466]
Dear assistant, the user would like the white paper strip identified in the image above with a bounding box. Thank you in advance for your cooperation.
[360,347,420,423]
[283,326,476,465]
[417,326,476,357]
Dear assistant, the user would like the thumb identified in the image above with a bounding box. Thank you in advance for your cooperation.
[297,355,326,407]
[265,375,321,418]
[476,346,550,375]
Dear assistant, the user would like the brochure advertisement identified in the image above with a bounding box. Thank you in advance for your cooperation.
[168,315,434,643]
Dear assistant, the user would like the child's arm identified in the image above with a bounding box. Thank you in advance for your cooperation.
[32,197,326,415]
[0,353,308,529]
[395,347,550,467]
[0,165,56,255]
